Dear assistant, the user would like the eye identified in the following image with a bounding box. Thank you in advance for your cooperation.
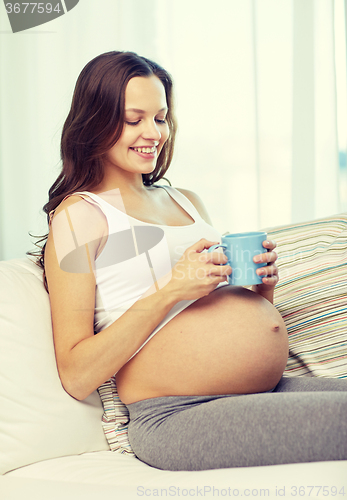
[155,118,167,124]
[125,120,140,126]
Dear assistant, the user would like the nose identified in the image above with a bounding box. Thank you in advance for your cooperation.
[141,118,161,142]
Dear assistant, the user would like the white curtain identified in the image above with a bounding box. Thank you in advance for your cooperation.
[292,0,340,223]
[0,0,342,260]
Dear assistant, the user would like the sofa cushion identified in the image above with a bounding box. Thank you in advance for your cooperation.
[268,213,347,378]
[0,258,109,475]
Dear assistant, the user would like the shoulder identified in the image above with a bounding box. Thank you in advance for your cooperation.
[52,194,101,218]
[174,188,213,225]
[48,194,108,263]
[51,195,107,231]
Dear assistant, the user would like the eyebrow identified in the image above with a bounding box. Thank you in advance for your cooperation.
[125,107,168,113]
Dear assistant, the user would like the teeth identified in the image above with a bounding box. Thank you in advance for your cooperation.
[133,146,156,153]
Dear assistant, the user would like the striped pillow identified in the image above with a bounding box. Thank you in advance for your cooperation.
[268,213,347,378]
[97,377,134,455]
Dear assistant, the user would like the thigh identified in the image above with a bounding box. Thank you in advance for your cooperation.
[127,389,347,471]
[274,375,347,392]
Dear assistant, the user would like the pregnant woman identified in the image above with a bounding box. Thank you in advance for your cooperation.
[38,51,347,470]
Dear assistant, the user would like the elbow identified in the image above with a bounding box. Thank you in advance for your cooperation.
[66,386,90,402]
[62,379,91,401]
[58,367,93,401]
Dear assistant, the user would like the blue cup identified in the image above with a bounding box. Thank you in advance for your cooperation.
[208,231,267,286]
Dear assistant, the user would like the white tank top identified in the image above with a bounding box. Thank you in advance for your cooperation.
[72,185,226,359]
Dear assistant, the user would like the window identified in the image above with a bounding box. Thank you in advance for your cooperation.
[334,0,347,210]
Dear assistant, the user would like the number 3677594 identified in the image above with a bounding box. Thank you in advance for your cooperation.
[5,3,61,14]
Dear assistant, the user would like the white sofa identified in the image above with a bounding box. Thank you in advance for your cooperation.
[1,213,347,500]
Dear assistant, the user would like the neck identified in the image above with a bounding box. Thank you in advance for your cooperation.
[93,169,149,198]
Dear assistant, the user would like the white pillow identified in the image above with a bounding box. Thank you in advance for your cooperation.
[0,258,109,475]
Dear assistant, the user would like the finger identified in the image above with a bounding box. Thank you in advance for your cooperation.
[209,263,232,277]
[256,265,278,278]
[254,250,278,265]
[218,275,230,284]
[211,273,231,285]
[188,239,220,254]
[260,275,279,286]
[206,251,228,265]
[262,239,277,251]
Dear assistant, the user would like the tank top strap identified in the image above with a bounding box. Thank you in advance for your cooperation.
[66,191,110,211]
[48,191,102,224]
[156,185,203,222]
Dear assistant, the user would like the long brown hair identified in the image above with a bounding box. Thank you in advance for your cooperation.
[28,51,177,289]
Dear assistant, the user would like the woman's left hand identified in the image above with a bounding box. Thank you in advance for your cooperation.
[252,240,279,301]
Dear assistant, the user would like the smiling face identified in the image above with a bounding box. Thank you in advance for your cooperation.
[103,75,170,180]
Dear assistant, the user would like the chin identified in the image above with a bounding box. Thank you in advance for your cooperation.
[138,163,157,175]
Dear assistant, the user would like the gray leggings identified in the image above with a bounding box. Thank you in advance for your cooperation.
[126,376,347,470]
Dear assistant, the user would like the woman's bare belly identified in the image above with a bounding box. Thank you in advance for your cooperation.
[116,286,289,404]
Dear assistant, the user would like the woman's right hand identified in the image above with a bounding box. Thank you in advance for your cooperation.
[165,239,232,301]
